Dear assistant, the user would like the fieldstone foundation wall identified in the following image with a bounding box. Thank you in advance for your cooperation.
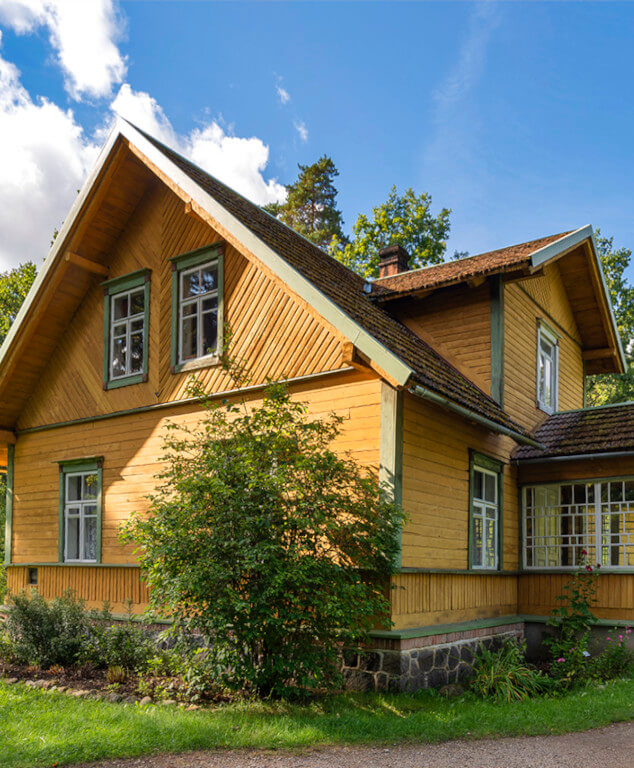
[344,622,524,691]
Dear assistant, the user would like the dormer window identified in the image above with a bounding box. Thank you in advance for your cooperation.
[537,322,559,414]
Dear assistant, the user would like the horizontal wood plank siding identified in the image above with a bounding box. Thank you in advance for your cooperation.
[401,392,519,571]
[518,456,634,485]
[391,572,518,629]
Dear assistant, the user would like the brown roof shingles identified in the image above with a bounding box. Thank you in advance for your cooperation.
[373,231,572,299]
[136,126,532,441]
[514,403,634,460]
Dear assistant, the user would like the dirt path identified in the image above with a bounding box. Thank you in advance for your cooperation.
[79,721,634,768]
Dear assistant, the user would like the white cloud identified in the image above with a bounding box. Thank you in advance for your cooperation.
[0,33,99,270]
[294,120,308,143]
[276,84,290,105]
[112,84,286,205]
[0,0,126,99]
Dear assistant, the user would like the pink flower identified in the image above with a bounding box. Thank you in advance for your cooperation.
[607,637,611,642]
[597,563,601,569]
[619,635,623,640]
[586,565,593,572]
[557,658,565,662]
[581,549,588,556]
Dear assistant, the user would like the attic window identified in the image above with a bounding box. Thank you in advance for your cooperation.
[537,322,559,414]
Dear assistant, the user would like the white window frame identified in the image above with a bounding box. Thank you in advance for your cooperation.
[537,322,559,414]
[471,465,500,570]
[178,260,219,364]
[109,287,145,381]
[64,471,98,563]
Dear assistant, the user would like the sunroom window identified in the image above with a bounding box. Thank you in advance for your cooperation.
[537,323,558,413]
[523,479,634,569]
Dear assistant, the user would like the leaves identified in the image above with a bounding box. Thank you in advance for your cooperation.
[0,262,36,345]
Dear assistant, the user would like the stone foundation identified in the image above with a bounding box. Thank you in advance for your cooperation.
[344,622,524,691]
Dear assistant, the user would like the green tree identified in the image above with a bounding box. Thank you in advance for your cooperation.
[0,474,5,600]
[586,231,634,406]
[264,156,346,250]
[122,373,404,698]
[0,262,37,346]
[330,186,451,278]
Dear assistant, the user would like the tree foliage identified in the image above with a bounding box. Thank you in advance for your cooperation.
[122,370,404,698]
[0,262,37,346]
[329,186,451,278]
[586,231,634,406]
[264,156,346,250]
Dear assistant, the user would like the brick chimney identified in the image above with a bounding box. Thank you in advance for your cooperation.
[378,244,410,278]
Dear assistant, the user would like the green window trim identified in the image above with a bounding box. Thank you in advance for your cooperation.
[58,458,103,564]
[4,444,14,565]
[170,244,225,374]
[468,450,504,571]
[102,269,151,390]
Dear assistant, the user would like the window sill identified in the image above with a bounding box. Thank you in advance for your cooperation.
[105,373,146,390]
[536,400,555,415]
[172,355,221,374]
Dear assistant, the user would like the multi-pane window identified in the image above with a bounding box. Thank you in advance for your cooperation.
[63,470,99,563]
[537,324,558,413]
[110,288,145,380]
[179,261,219,363]
[470,455,502,570]
[523,480,634,569]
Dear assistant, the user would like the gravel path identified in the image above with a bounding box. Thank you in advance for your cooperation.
[79,721,634,768]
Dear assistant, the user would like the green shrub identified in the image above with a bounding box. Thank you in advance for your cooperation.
[470,638,548,702]
[89,610,155,671]
[592,628,634,680]
[6,589,94,667]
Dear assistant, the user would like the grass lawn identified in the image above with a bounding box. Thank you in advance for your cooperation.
[2,679,634,768]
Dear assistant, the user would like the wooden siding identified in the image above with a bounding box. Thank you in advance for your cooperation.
[504,266,584,432]
[401,392,519,570]
[399,283,492,395]
[18,185,345,431]
[9,371,381,608]
[518,456,634,485]
[6,566,148,614]
[391,572,518,629]
[519,573,634,621]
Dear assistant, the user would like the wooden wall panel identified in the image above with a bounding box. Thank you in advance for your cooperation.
[18,186,345,431]
[518,573,634,621]
[6,566,148,614]
[401,392,519,570]
[518,456,634,485]
[10,371,381,573]
[504,271,584,432]
[399,283,492,395]
[391,572,518,629]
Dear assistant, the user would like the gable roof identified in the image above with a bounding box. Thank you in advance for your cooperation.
[514,402,634,461]
[0,119,536,445]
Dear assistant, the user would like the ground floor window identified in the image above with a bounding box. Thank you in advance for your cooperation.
[523,478,634,569]
[59,459,103,564]
[470,452,503,570]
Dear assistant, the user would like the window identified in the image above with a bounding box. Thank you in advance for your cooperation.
[102,270,150,389]
[523,479,634,569]
[27,567,38,585]
[537,322,558,413]
[470,453,503,570]
[170,245,224,372]
[58,460,102,564]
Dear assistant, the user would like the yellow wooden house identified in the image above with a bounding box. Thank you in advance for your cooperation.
[1,119,631,689]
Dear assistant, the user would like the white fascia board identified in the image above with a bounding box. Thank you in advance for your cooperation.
[0,122,124,370]
[116,119,414,386]
[530,224,625,371]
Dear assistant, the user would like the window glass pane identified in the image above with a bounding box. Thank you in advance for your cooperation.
[130,332,143,373]
[485,518,496,567]
[130,290,145,315]
[473,515,483,567]
[181,315,197,360]
[182,302,196,317]
[473,470,483,501]
[625,481,634,501]
[484,473,496,504]
[113,295,128,320]
[83,475,98,500]
[112,322,126,338]
[182,270,201,299]
[67,475,82,501]
[200,266,217,293]
[130,318,144,334]
[202,310,218,357]
[574,484,586,504]
[66,516,80,560]
[611,482,624,502]
[202,296,218,312]
[84,517,97,561]
[112,337,126,377]
[560,485,572,505]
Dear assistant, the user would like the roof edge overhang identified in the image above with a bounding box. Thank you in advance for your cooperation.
[513,449,634,465]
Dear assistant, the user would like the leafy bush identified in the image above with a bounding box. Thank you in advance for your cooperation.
[6,589,94,667]
[592,628,634,680]
[89,608,155,671]
[470,638,548,702]
[123,369,406,699]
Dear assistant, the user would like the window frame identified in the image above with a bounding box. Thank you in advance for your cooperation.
[536,321,559,414]
[170,244,224,373]
[102,269,151,390]
[469,451,504,571]
[58,458,103,564]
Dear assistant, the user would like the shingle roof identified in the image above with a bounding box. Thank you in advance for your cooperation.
[372,231,572,299]
[135,126,532,441]
[514,403,634,460]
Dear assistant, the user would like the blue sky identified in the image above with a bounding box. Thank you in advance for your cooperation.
[1,1,634,277]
